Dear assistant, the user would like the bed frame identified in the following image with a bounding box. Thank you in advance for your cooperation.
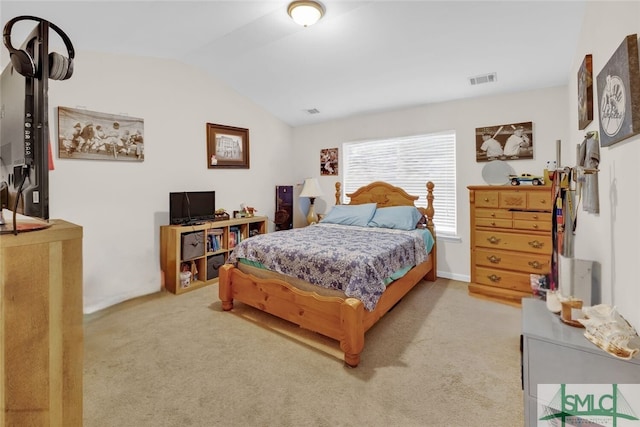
[218,181,436,367]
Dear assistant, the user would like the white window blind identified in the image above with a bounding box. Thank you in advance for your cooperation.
[343,130,457,237]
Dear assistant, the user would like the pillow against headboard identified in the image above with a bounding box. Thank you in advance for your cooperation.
[320,203,377,227]
[368,205,423,231]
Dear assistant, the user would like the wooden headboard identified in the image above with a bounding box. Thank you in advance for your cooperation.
[334,181,435,238]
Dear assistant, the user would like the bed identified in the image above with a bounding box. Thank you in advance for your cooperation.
[218,181,437,367]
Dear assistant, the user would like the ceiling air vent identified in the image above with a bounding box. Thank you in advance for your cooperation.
[469,72,497,86]
[305,108,320,114]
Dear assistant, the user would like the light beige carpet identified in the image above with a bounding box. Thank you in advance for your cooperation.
[83,278,524,426]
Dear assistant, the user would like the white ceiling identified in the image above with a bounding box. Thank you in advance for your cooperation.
[1,1,586,127]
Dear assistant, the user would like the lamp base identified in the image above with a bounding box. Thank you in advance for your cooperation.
[306,199,318,225]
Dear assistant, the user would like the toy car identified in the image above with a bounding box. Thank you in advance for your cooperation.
[509,173,544,186]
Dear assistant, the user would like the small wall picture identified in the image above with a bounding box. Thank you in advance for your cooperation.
[206,123,250,169]
[578,54,594,130]
[320,148,338,175]
[596,34,640,147]
[58,107,144,161]
[475,121,534,162]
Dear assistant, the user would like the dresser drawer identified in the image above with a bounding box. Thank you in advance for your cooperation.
[513,219,552,232]
[475,191,499,208]
[475,230,552,254]
[474,266,533,292]
[475,208,512,219]
[513,211,552,232]
[475,248,550,273]
[499,191,527,209]
[528,192,552,211]
[476,218,512,228]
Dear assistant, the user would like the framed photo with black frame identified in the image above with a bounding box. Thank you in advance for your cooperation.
[206,123,250,169]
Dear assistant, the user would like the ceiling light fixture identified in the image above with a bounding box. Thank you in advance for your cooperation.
[288,1,325,27]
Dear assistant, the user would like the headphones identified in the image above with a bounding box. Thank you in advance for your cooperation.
[3,15,75,80]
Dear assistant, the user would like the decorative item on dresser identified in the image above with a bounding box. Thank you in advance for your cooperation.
[468,185,552,306]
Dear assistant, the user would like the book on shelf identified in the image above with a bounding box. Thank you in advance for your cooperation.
[229,226,241,248]
[207,228,223,251]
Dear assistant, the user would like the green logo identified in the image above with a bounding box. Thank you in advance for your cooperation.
[539,384,639,426]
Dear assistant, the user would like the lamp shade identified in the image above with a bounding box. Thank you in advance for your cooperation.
[287,1,325,27]
[299,178,322,198]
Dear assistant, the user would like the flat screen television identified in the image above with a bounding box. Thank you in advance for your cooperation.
[1,20,50,220]
[169,191,215,225]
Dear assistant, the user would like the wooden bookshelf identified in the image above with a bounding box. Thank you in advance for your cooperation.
[160,216,267,294]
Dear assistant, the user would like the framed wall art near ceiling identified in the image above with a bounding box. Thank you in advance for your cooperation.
[475,121,534,162]
[320,147,338,175]
[58,107,145,161]
[578,54,593,130]
[206,123,250,169]
[596,34,640,147]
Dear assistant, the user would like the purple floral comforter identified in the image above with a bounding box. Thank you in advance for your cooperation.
[227,223,432,311]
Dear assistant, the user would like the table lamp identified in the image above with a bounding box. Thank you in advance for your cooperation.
[299,178,322,224]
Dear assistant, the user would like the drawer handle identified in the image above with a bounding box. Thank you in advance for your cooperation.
[528,260,542,269]
[490,213,495,217]
[487,255,501,264]
[532,224,538,229]
[528,240,544,249]
[487,236,501,244]
[532,215,538,219]
[487,274,501,282]
[490,221,496,226]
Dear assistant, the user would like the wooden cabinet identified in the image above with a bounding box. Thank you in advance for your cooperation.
[0,220,83,426]
[468,185,552,306]
[522,299,640,426]
[160,216,268,294]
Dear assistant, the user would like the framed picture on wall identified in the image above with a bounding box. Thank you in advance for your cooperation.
[475,121,534,162]
[320,148,338,175]
[206,123,250,168]
[578,54,593,130]
[596,34,640,147]
[57,106,145,161]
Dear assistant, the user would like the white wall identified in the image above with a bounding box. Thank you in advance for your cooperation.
[292,86,568,281]
[567,1,640,328]
[46,51,294,313]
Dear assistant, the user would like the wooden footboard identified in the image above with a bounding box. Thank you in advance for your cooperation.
[218,253,435,367]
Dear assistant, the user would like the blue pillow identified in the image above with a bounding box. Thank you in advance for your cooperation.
[320,203,377,227]
[368,206,423,230]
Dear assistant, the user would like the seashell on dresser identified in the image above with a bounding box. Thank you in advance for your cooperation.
[577,304,640,360]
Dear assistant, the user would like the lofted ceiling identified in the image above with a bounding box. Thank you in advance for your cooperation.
[1,1,586,127]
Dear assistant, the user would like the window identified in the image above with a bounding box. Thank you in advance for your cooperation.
[343,130,457,237]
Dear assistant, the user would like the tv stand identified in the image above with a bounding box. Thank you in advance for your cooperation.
[160,216,268,294]
[0,219,83,425]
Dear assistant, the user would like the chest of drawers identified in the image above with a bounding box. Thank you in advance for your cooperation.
[468,185,553,306]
